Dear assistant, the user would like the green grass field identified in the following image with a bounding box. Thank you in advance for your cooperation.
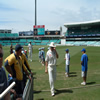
[2,46,100,100]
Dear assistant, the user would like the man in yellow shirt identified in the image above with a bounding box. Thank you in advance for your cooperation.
[4,44,31,99]
[20,52,33,87]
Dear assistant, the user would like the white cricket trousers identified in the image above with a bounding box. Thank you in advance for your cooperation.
[48,65,56,94]
[29,50,32,61]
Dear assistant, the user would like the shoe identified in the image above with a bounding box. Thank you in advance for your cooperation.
[65,73,67,75]
[66,75,69,77]
[42,64,44,66]
[51,93,55,97]
[81,82,86,85]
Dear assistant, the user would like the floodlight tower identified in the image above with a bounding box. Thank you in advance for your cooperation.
[35,0,37,26]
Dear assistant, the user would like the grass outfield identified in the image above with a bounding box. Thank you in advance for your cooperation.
[2,46,100,100]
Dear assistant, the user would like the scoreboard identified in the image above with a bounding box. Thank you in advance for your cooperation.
[33,25,45,36]
[45,30,60,35]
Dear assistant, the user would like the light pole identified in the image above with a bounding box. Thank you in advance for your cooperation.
[35,0,37,26]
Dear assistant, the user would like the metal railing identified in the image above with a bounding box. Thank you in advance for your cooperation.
[0,82,16,99]
[22,76,33,100]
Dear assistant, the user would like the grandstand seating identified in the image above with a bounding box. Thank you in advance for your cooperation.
[13,33,19,37]
[27,39,34,42]
[0,39,60,46]
[25,43,29,46]
[11,40,19,43]
[1,43,6,46]
[0,33,5,37]
[6,43,11,46]
[41,40,49,43]
[3,40,11,43]
[12,43,17,46]
[41,40,48,45]
[35,43,41,45]
[0,33,60,46]
[34,40,41,43]
[31,43,35,45]
[0,33,19,38]
[50,40,58,43]
[56,39,61,44]
[66,41,100,46]
[19,43,25,46]
[20,39,27,43]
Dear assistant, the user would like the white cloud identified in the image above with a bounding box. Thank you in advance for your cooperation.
[0,0,100,33]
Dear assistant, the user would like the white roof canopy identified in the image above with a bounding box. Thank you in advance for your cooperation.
[64,20,100,28]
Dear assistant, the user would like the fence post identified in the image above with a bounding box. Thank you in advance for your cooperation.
[22,75,33,100]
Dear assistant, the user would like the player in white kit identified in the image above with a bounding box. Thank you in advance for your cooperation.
[45,42,59,96]
[28,41,33,61]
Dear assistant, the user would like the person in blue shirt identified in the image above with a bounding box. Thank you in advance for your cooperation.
[41,47,45,66]
[38,48,41,62]
[64,49,70,77]
[81,48,88,85]
[0,44,11,100]
[8,74,13,85]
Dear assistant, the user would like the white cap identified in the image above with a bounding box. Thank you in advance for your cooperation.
[49,42,56,47]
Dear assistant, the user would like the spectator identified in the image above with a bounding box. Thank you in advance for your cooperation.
[21,49,28,60]
[41,47,45,66]
[4,44,31,99]
[64,49,70,77]
[8,74,13,85]
[45,42,59,96]
[24,50,28,60]
[81,48,88,85]
[0,44,11,100]
[8,74,17,100]
[48,47,50,50]
[10,43,13,54]
[38,48,41,62]
[28,41,33,62]
[20,52,33,88]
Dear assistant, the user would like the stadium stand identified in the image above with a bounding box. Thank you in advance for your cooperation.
[11,40,19,43]
[64,20,100,46]
[27,39,34,42]
[19,39,27,43]
[0,28,62,46]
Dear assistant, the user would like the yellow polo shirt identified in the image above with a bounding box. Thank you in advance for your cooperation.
[5,53,27,80]
[20,53,31,72]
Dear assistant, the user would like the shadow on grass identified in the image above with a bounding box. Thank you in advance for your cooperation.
[33,72,37,75]
[86,82,96,85]
[69,72,77,77]
[55,89,73,95]
[34,90,45,100]
[32,59,39,62]
[34,90,42,94]
[69,72,77,74]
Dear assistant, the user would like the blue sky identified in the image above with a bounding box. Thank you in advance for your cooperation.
[0,0,100,33]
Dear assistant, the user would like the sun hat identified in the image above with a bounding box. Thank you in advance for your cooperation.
[49,42,56,47]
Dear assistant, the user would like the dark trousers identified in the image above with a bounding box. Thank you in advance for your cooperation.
[15,80,24,95]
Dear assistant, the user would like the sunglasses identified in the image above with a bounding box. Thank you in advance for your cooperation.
[0,53,3,58]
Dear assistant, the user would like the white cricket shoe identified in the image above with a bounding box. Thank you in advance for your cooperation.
[51,93,55,97]
[81,82,86,85]
[66,75,69,77]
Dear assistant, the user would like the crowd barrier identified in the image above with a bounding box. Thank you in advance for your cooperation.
[22,76,33,100]
[0,82,16,99]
